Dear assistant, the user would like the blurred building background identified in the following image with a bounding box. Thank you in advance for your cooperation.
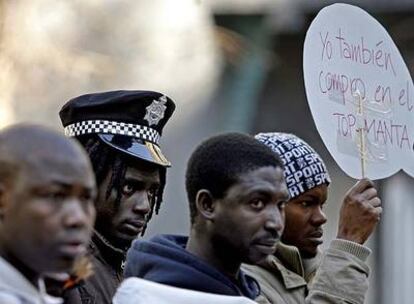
[0,1,413,303]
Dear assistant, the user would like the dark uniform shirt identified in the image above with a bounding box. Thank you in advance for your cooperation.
[64,231,126,304]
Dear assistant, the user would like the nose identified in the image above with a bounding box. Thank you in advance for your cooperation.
[311,207,327,226]
[131,191,151,215]
[264,208,285,236]
[63,199,95,229]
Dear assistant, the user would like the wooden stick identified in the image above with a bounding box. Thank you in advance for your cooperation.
[357,91,366,178]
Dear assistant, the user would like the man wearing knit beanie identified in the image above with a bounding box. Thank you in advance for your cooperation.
[243,132,382,304]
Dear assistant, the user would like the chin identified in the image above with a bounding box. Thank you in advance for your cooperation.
[246,252,268,265]
[47,258,76,274]
[300,249,319,259]
[114,233,138,248]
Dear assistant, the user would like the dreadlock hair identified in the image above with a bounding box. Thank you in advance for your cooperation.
[76,134,166,234]
[185,132,284,224]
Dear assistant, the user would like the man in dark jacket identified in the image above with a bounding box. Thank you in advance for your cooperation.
[120,132,381,304]
[123,133,290,300]
[58,90,175,304]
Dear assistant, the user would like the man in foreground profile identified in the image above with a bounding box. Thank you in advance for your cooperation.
[0,124,96,304]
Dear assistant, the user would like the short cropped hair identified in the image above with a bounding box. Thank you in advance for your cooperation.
[185,133,284,223]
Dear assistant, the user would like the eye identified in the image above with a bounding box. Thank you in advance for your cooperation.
[301,201,310,207]
[122,183,135,196]
[40,191,66,201]
[250,199,265,210]
[147,188,155,199]
[80,192,94,203]
[278,201,287,210]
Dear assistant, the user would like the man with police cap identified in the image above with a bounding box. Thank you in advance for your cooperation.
[58,90,175,304]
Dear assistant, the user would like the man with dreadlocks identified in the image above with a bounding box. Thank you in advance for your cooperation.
[57,90,175,304]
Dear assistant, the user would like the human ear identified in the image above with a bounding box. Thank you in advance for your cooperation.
[195,189,216,221]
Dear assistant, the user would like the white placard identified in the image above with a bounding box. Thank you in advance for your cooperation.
[304,3,414,180]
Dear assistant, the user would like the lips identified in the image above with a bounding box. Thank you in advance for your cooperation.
[306,230,323,245]
[256,239,279,246]
[120,219,146,235]
[308,230,323,238]
[58,240,88,258]
[253,238,279,254]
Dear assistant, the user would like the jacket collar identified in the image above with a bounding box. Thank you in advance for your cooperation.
[272,243,306,289]
[274,242,304,276]
[125,234,261,299]
[91,230,127,273]
[258,242,321,290]
[0,256,62,304]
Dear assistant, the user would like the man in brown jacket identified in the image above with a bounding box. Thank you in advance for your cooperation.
[243,132,382,304]
[57,90,176,304]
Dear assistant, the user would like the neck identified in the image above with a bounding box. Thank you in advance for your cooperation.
[301,250,321,281]
[94,219,131,251]
[186,228,240,280]
[0,246,40,287]
[93,229,128,254]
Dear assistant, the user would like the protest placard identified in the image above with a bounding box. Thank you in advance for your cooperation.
[304,3,414,179]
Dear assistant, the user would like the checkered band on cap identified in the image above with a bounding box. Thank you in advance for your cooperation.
[64,120,161,144]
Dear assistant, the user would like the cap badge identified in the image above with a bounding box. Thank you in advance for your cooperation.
[144,96,167,126]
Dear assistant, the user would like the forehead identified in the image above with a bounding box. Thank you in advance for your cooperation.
[20,152,94,188]
[124,161,160,183]
[226,166,289,199]
[238,166,284,182]
[289,184,328,203]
